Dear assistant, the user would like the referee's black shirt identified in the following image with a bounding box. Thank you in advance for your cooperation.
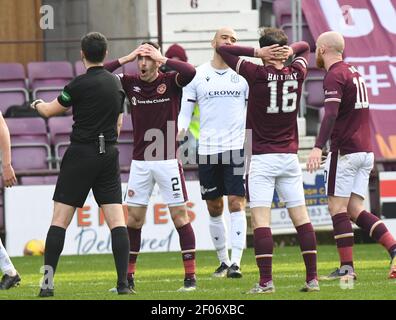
[57,66,125,143]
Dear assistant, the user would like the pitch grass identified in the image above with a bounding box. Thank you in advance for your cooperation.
[1,244,395,300]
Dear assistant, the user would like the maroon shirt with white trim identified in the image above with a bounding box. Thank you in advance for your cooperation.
[242,59,306,154]
[323,61,372,154]
[105,60,195,160]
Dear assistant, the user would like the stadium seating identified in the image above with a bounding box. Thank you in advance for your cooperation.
[20,175,58,185]
[273,0,294,25]
[48,116,73,169]
[0,63,29,114]
[305,53,325,109]
[273,0,316,51]
[123,60,138,75]
[118,113,133,169]
[27,61,73,101]
[5,117,52,171]
[74,61,86,76]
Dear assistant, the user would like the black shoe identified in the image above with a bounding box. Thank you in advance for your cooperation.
[177,277,196,292]
[212,262,229,278]
[227,263,243,278]
[117,282,135,295]
[0,273,21,290]
[38,288,54,297]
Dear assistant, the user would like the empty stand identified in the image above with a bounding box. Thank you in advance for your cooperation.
[118,114,133,169]
[47,116,73,169]
[5,117,52,171]
[0,63,29,113]
[27,61,73,101]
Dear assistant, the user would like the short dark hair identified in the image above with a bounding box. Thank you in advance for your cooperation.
[259,27,288,48]
[141,41,160,50]
[81,32,108,63]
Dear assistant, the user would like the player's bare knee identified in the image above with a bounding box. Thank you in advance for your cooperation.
[170,206,189,228]
[228,196,245,212]
[207,198,223,216]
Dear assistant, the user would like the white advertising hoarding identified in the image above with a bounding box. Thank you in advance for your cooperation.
[5,170,342,257]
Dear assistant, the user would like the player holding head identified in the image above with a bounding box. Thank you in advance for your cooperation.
[0,113,20,290]
[307,31,396,280]
[178,27,249,278]
[217,27,319,293]
[105,42,198,292]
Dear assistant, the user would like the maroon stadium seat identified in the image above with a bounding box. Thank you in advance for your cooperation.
[0,63,29,114]
[48,115,73,168]
[305,53,325,108]
[273,0,293,26]
[123,60,138,75]
[19,175,58,185]
[118,114,133,169]
[120,172,129,183]
[281,24,316,51]
[76,60,123,76]
[27,61,74,101]
[5,117,52,170]
[74,61,86,76]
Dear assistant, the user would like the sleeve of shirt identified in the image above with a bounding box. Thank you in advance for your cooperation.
[217,45,260,85]
[57,80,77,108]
[290,41,309,79]
[323,71,343,104]
[178,78,197,131]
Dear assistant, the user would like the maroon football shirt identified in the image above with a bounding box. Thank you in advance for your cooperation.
[322,61,372,154]
[240,59,307,154]
[217,44,309,155]
[105,60,195,160]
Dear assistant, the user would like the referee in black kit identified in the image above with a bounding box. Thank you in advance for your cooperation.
[31,32,132,297]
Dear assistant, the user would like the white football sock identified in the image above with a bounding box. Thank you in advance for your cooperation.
[209,215,230,266]
[230,211,247,267]
[0,238,17,276]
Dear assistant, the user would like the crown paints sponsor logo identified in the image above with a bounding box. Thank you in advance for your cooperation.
[157,83,167,94]
[208,90,242,97]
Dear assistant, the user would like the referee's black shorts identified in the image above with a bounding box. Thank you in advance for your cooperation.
[53,143,122,208]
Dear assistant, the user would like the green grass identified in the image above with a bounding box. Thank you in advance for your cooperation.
[1,244,395,300]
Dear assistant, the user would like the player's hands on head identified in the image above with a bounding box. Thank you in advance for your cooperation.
[2,163,17,188]
[257,44,288,61]
[307,147,323,173]
[141,44,165,63]
[127,45,149,62]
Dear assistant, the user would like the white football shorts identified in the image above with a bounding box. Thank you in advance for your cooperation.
[247,153,305,208]
[124,159,188,206]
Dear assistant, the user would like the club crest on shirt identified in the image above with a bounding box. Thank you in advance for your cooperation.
[231,74,239,83]
[157,83,167,94]
[131,96,137,106]
[128,189,135,197]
